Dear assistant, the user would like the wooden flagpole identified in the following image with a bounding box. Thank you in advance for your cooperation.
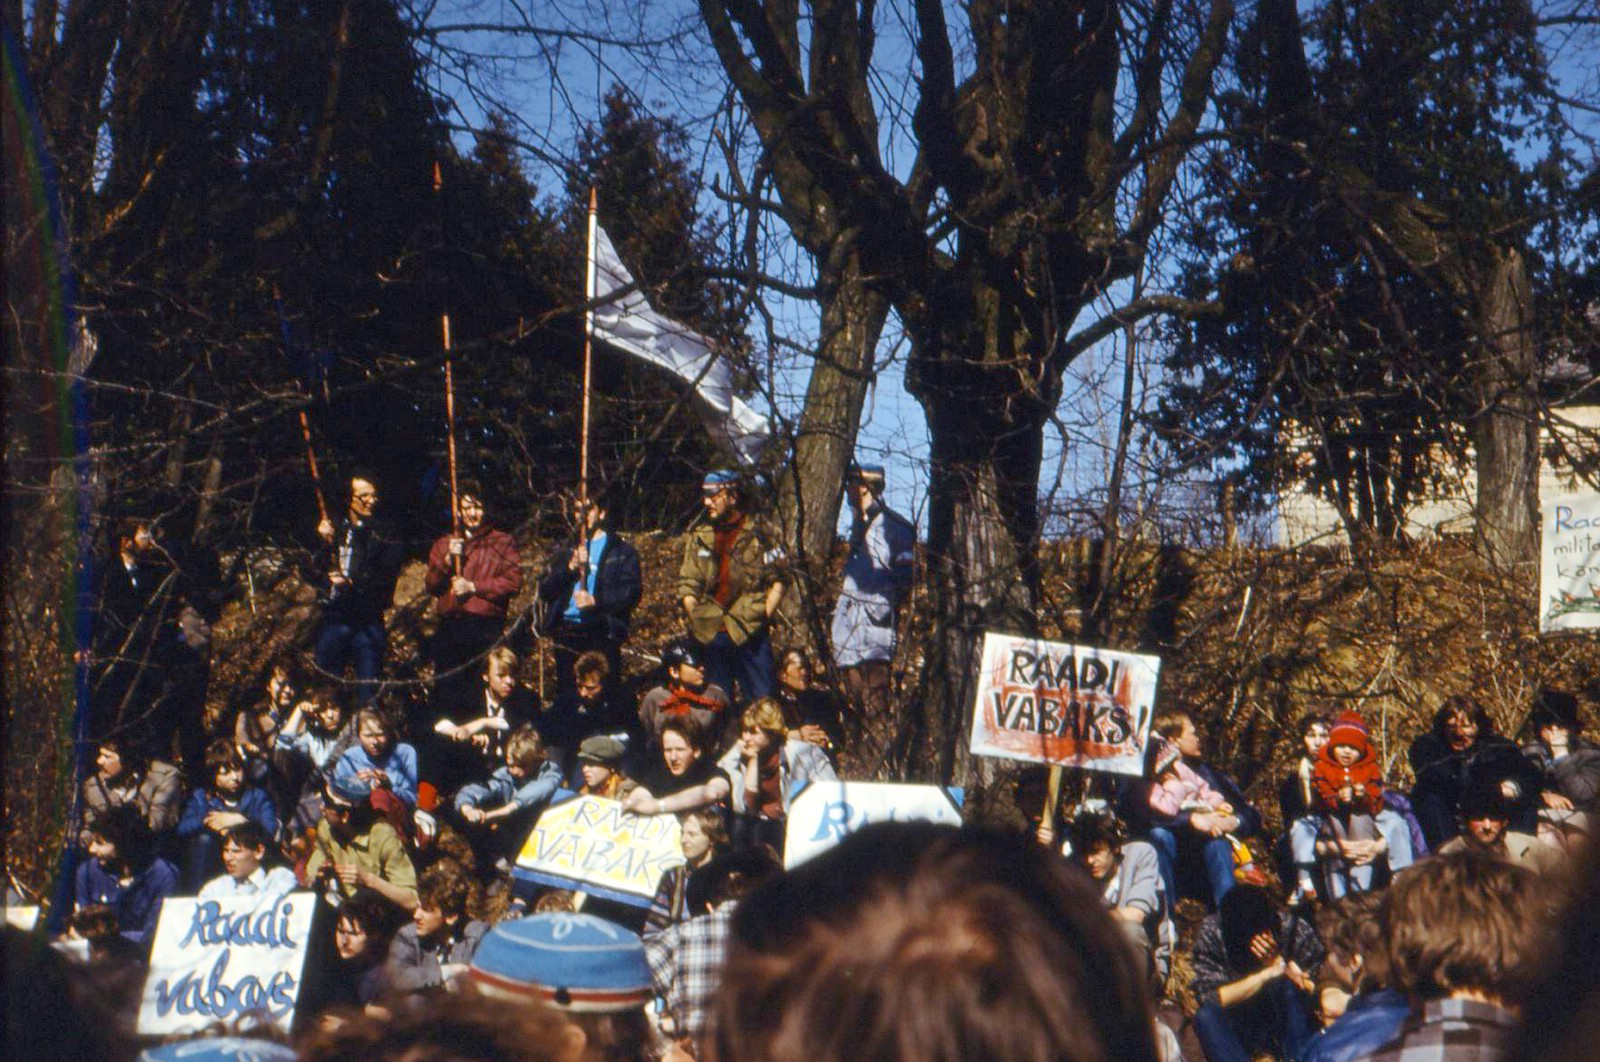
[435,161,462,576]
[581,186,597,507]
[298,409,330,527]
[272,283,330,527]
[1041,765,1064,840]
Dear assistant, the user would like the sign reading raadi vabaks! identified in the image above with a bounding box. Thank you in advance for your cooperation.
[137,891,315,1036]
[969,633,1160,777]
[1541,493,1600,634]
[513,794,685,908]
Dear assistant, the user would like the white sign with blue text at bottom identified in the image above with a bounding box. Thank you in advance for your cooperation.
[1541,493,1600,633]
[784,782,964,870]
[137,891,315,1036]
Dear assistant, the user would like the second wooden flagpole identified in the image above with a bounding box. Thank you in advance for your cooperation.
[581,186,597,507]
[435,161,462,577]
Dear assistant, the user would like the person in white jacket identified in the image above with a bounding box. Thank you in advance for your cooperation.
[830,463,915,719]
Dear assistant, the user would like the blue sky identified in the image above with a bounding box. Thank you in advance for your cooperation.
[416,0,1598,542]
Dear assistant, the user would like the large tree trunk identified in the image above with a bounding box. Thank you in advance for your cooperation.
[915,395,1042,804]
[1470,247,1538,567]
[906,292,1045,805]
[775,251,888,651]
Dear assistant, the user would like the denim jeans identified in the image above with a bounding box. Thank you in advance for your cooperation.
[1290,809,1416,899]
[1148,825,1237,908]
[1194,974,1317,1062]
[701,630,774,706]
[315,620,385,703]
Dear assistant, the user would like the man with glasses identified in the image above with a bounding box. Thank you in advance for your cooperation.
[676,470,788,704]
[312,475,403,704]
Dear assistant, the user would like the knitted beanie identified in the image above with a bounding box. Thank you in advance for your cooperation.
[469,913,652,1013]
[1150,738,1182,777]
[1327,711,1370,751]
[137,1038,296,1062]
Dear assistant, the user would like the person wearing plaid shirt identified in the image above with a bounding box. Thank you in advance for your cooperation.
[1364,854,1544,1061]
[646,899,737,1043]
[1366,998,1519,1062]
[644,849,779,1046]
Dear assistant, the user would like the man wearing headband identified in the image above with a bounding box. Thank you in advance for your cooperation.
[676,470,788,703]
[831,463,915,720]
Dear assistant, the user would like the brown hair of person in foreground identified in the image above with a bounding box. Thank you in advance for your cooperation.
[297,989,585,1062]
[1381,852,1550,1005]
[712,821,1159,1062]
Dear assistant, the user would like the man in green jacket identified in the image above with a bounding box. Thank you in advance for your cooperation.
[676,470,787,704]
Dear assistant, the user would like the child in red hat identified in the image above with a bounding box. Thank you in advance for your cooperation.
[1312,712,1384,817]
[1308,711,1394,897]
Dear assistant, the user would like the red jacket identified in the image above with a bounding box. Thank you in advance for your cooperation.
[1312,737,1384,817]
[425,527,522,619]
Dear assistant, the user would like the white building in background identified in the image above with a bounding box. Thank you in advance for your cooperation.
[1274,404,1600,548]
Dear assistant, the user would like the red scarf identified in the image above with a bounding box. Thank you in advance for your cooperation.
[752,747,783,819]
[711,515,745,608]
[661,685,723,717]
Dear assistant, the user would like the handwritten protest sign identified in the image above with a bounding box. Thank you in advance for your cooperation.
[513,794,684,907]
[1541,493,1600,633]
[784,782,964,869]
[969,632,1159,777]
[137,891,315,1036]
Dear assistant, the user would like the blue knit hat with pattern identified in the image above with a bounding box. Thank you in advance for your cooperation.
[137,1038,296,1062]
[469,913,652,1013]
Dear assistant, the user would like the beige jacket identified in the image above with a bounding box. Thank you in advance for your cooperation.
[676,517,786,646]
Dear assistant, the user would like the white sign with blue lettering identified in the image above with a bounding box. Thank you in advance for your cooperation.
[137,891,316,1036]
[1541,493,1600,634]
[784,782,964,869]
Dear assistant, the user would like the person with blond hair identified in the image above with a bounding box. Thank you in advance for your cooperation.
[455,725,564,867]
[645,809,731,932]
[716,697,836,854]
[623,717,731,818]
[430,646,536,791]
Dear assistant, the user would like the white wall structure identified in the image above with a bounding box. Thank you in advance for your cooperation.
[1274,405,1600,548]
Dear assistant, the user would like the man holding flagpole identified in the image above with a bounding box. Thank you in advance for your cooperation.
[677,471,787,705]
[312,476,402,704]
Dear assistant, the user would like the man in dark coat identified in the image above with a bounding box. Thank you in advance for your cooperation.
[537,494,640,698]
[1409,696,1546,850]
[89,516,220,779]
[311,476,404,704]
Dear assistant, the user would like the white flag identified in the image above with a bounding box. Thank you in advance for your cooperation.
[588,222,769,464]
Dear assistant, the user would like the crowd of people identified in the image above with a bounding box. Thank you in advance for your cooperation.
[22,461,1600,1061]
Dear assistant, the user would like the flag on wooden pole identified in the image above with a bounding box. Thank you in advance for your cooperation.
[587,222,769,465]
